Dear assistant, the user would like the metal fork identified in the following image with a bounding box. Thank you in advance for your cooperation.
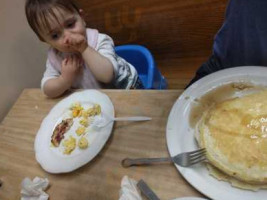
[121,148,206,168]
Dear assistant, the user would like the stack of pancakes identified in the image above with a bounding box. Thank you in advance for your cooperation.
[197,89,267,190]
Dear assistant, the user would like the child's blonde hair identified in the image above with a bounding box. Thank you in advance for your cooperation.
[25,0,80,41]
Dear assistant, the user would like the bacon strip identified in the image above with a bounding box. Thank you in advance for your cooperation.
[51,118,73,147]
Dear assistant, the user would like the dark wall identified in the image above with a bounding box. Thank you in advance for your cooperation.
[75,0,228,60]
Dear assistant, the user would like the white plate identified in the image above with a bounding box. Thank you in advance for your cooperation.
[35,90,114,173]
[172,198,208,200]
[166,67,267,200]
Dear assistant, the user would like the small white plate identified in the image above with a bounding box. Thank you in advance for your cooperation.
[172,198,208,200]
[166,67,267,200]
[35,90,114,173]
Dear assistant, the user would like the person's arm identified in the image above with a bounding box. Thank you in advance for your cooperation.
[43,55,82,98]
[43,76,72,98]
[65,33,114,84]
[81,46,114,83]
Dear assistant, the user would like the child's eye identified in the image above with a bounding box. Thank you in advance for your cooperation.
[67,23,73,28]
[66,20,76,28]
[51,33,58,40]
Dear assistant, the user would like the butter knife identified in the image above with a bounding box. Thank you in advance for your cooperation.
[137,179,160,200]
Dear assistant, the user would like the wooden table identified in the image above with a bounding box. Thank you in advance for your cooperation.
[0,89,205,200]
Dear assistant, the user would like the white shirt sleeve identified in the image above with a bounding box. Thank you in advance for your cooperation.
[95,33,141,89]
[95,33,119,77]
[41,59,60,91]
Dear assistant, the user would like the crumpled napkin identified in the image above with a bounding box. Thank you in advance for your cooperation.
[21,177,49,200]
[119,176,143,200]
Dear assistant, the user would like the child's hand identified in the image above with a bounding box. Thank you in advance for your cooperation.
[64,33,88,53]
[61,55,83,84]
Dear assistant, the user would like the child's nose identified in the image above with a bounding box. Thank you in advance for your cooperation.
[63,31,72,43]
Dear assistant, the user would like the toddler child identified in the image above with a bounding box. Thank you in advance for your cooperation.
[25,0,143,98]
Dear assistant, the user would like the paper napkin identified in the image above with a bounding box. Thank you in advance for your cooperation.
[119,176,143,200]
[21,177,49,200]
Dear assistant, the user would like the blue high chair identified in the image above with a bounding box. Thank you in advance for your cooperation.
[115,45,167,89]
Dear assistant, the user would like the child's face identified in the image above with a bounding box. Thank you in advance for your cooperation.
[39,7,86,53]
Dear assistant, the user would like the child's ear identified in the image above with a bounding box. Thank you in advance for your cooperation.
[79,9,84,17]
[79,9,86,26]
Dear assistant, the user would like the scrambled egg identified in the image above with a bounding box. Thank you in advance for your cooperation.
[63,136,76,155]
[60,102,101,155]
[78,137,89,149]
[70,102,83,118]
[79,118,90,127]
[70,102,101,119]
[92,104,101,115]
[82,104,101,118]
[79,104,101,127]
[76,126,86,136]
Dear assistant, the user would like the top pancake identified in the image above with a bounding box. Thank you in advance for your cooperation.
[198,90,267,184]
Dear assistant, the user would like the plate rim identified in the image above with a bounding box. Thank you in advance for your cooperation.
[35,89,114,173]
[172,198,208,200]
[166,66,267,200]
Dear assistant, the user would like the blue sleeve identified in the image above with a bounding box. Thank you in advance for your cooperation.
[213,0,267,67]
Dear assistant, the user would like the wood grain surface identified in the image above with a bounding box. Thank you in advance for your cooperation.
[75,0,228,88]
[0,89,206,200]
[77,0,227,58]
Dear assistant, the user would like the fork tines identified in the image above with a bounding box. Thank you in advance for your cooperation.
[188,148,206,165]
[174,148,207,167]
[190,148,206,164]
